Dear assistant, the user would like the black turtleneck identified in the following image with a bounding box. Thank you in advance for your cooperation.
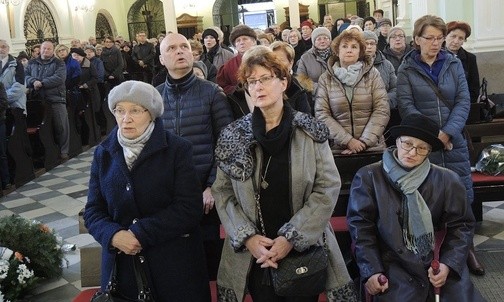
[167,69,194,85]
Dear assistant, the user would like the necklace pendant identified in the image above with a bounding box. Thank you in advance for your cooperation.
[261,180,269,189]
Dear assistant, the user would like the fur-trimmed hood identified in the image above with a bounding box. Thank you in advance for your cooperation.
[215,110,329,181]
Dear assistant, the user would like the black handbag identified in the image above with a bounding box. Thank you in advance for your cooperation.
[252,170,328,297]
[91,255,154,302]
[476,78,496,122]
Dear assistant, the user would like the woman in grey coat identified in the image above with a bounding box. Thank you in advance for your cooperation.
[212,47,357,302]
[397,15,484,275]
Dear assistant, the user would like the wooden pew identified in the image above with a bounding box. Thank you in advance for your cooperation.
[465,118,504,221]
[6,108,35,187]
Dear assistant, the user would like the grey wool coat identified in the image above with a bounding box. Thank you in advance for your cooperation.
[212,111,357,302]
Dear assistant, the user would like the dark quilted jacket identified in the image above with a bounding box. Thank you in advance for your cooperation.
[156,73,233,189]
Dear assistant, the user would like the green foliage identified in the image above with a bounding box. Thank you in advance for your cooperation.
[0,215,65,300]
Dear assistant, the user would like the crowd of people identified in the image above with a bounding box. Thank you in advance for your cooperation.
[0,8,488,302]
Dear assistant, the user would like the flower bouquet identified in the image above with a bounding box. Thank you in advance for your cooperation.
[0,215,65,301]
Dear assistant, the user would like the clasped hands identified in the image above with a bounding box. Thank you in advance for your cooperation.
[245,235,293,268]
[365,262,450,295]
[112,229,143,255]
[342,138,367,155]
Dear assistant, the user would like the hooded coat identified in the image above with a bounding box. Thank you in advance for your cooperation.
[212,112,357,301]
[84,119,210,301]
[397,49,473,203]
[347,161,485,302]
[315,57,390,153]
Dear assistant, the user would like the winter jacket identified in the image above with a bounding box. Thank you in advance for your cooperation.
[132,42,156,69]
[315,58,390,153]
[201,45,234,71]
[63,55,81,91]
[348,161,485,302]
[0,55,26,113]
[212,111,356,301]
[78,58,101,112]
[296,47,329,92]
[84,119,210,301]
[25,55,67,104]
[101,46,124,81]
[156,72,233,189]
[382,44,413,73]
[373,51,397,108]
[397,49,473,203]
[216,54,241,95]
[89,56,105,83]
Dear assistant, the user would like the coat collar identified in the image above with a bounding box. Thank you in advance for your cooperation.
[101,118,169,169]
[163,71,197,93]
[215,110,329,181]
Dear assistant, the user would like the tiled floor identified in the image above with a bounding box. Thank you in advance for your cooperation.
[1,147,503,301]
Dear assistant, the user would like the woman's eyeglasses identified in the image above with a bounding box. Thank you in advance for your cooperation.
[113,108,148,118]
[399,139,431,156]
[244,75,277,90]
[421,36,445,43]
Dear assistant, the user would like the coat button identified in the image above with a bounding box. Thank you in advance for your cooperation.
[126,184,131,191]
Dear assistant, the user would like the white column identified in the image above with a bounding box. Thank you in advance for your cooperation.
[289,0,300,29]
[0,4,13,43]
[162,0,178,33]
[472,0,504,52]
[395,0,413,35]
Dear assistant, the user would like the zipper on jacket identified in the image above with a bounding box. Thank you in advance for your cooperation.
[175,94,181,135]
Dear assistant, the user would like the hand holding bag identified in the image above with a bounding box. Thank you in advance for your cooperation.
[252,174,328,297]
[91,255,154,302]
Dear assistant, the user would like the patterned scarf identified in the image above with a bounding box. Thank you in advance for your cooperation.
[382,148,434,256]
[315,47,332,62]
[117,121,155,170]
[332,61,363,87]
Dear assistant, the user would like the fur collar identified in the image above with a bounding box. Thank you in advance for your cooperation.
[215,111,329,181]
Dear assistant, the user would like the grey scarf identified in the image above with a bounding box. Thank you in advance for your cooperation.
[332,61,363,87]
[117,121,155,170]
[382,148,434,256]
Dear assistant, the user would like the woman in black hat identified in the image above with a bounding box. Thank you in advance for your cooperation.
[347,114,485,302]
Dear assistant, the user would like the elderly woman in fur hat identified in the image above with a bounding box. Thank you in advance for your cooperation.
[212,47,357,301]
[347,114,485,302]
[315,29,390,155]
[84,81,210,301]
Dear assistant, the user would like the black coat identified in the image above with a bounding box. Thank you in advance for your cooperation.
[347,161,485,302]
[84,119,210,301]
[78,58,101,112]
[453,47,480,103]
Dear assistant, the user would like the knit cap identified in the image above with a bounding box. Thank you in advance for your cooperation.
[108,80,164,119]
[202,28,219,41]
[311,27,331,45]
[363,30,378,43]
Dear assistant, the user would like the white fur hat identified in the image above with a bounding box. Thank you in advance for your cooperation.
[108,80,164,119]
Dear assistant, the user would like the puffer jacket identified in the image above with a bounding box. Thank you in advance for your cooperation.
[0,55,27,113]
[156,72,233,189]
[296,47,329,92]
[201,45,234,71]
[382,44,413,73]
[315,58,390,153]
[373,51,397,108]
[25,55,67,104]
[397,49,473,203]
[212,111,357,301]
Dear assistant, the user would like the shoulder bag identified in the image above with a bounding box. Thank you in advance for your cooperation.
[90,254,154,302]
[252,168,328,297]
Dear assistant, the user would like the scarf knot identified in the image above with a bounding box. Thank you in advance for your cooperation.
[332,61,363,86]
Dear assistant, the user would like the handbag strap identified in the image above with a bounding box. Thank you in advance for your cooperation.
[133,255,153,301]
[424,79,453,111]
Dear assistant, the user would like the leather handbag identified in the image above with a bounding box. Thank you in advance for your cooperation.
[270,242,328,296]
[252,173,328,297]
[91,255,154,302]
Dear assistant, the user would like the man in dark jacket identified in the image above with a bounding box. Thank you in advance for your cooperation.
[157,32,234,279]
[101,36,124,90]
[132,31,156,84]
[25,41,69,159]
[0,82,8,189]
